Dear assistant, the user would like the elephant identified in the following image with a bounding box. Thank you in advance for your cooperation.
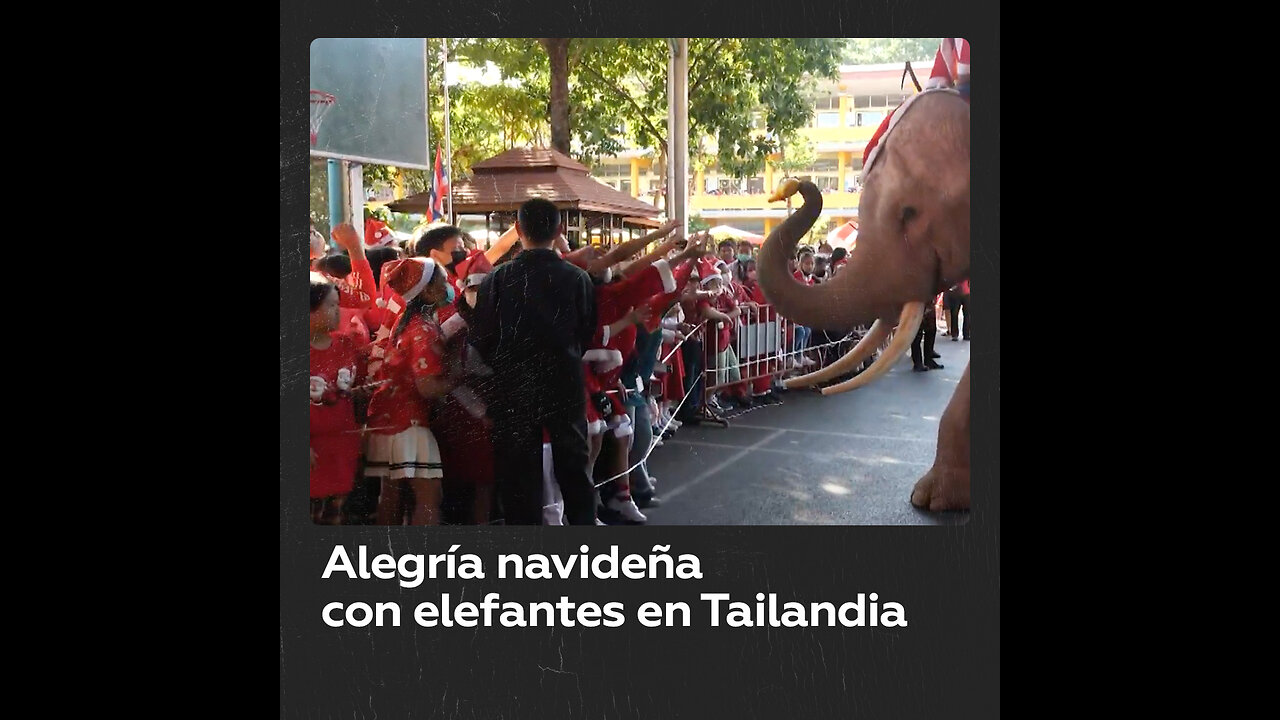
[756,88,970,511]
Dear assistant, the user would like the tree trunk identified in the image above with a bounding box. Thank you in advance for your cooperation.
[542,38,571,155]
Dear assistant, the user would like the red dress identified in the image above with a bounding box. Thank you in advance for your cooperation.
[366,315,444,436]
[744,281,776,394]
[433,306,496,488]
[310,334,365,498]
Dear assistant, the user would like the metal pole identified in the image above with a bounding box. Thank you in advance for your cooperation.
[423,38,431,176]
[348,162,365,244]
[442,38,454,225]
[666,39,689,236]
[327,159,343,241]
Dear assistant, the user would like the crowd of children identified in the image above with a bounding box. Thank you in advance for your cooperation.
[308,211,869,526]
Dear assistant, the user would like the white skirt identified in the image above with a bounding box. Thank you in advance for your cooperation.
[364,424,444,481]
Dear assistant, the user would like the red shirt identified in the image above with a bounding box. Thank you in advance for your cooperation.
[335,306,371,347]
[641,259,696,334]
[336,252,378,310]
[792,270,815,286]
[366,314,445,434]
[587,260,677,391]
[310,333,365,437]
[710,291,738,352]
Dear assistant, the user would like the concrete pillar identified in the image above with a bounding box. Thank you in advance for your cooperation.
[667,38,689,231]
[630,158,640,198]
[837,151,847,192]
[764,217,775,234]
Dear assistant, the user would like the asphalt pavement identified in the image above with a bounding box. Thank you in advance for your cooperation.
[640,335,971,525]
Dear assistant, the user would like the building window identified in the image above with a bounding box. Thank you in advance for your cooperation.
[815,112,840,128]
[746,176,764,194]
[855,111,886,127]
[620,179,632,195]
[809,157,838,172]
[648,178,661,193]
[815,176,841,192]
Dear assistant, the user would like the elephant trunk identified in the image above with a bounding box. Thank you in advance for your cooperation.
[757,181,886,331]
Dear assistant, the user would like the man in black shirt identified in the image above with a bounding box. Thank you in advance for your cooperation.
[469,198,599,525]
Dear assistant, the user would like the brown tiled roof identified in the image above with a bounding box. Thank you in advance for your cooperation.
[470,147,590,173]
[387,147,661,218]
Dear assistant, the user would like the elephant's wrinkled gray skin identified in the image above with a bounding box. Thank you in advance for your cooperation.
[757,90,970,511]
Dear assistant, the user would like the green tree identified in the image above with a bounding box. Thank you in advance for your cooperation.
[454,38,843,209]
[775,135,816,176]
[841,38,939,65]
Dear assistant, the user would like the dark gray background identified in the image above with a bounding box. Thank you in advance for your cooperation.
[283,8,998,718]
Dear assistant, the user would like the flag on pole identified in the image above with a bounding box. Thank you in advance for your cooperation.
[429,147,449,222]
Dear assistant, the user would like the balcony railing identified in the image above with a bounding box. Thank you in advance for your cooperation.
[691,190,862,212]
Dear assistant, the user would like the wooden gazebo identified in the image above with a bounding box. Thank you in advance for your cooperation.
[387,147,662,250]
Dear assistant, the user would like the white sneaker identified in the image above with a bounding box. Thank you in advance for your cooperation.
[607,496,648,523]
[669,418,682,429]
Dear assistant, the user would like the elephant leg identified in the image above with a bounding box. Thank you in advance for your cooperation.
[911,361,970,511]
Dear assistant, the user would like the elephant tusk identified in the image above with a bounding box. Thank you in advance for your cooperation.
[785,319,892,389]
[819,302,925,396]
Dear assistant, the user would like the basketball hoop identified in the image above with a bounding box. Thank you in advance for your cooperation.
[309,90,336,146]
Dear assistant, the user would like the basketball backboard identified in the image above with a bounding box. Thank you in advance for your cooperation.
[309,38,430,169]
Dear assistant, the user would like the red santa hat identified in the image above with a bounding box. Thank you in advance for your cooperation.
[955,38,970,81]
[364,218,395,248]
[925,38,958,90]
[698,258,722,286]
[383,257,438,301]
[454,250,493,291]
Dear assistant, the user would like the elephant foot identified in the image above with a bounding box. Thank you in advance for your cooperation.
[910,463,970,511]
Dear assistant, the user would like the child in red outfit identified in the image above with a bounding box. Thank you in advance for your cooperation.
[575,237,704,524]
[310,273,367,524]
[364,257,455,526]
[433,252,498,525]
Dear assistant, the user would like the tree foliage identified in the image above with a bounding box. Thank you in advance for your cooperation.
[841,38,940,65]
[324,38,846,223]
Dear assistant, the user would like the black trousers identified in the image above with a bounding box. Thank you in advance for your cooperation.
[911,311,938,367]
[678,338,705,416]
[947,295,969,338]
[490,410,597,525]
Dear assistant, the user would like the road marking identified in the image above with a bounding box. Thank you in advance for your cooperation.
[660,430,785,501]
[661,438,932,467]
[724,424,934,442]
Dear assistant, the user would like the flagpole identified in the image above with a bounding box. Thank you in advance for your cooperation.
[442,37,454,225]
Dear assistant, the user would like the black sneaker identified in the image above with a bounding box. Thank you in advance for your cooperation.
[913,364,928,372]
[930,351,942,359]
[950,336,958,341]
[926,361,944,370]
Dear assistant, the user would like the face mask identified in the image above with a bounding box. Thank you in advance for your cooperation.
[737,253,751,263]
[444,284,456,304]
[450,249,469,266]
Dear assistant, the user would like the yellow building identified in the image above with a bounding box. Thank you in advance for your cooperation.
[591,62,925,236]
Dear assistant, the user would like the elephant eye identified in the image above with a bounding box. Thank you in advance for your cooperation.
[900,206,918,224]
